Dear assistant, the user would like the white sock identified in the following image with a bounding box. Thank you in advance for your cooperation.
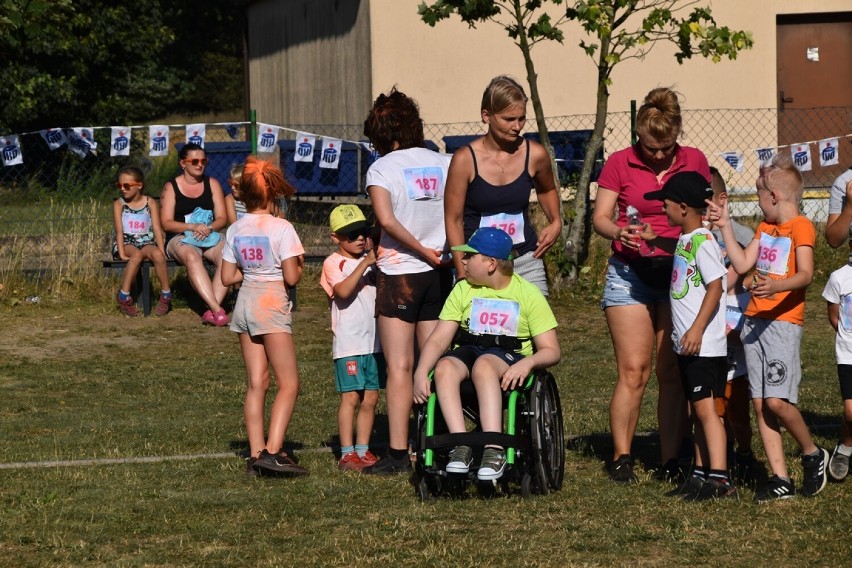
[837,443,852,456]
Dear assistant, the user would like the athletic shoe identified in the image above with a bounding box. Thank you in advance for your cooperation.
[692,479,738,502]
[828,444,850,482]
[446,445,473,474]
[116,292,138,317]
[665,474,704,499]
[608,454,637,484]
[800,446,829,497]
[202,308,228,327]
[362,454,410,475]
[477,447,506,481]
[754,475,795,502]
[338,451,366,471]
[254,449,309,476]
[154,294,171,317]
[655,458,688,484]
[359,450,378,468]
[734,449,758,487]
[245,456,258,478]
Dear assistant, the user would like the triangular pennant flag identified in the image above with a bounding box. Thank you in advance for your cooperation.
[257,123,279,153]
[754,147,776,165]
[39,128,67,150]
[149,125,169,157]
[224,123,240,140]
[319,138,342,170]
[791,143,812,172]
[110,126,131,157]
[819,137,839,167]
[294,132,315,162]
[69,128,97,158]
[0,135,24,166]
[361,141,380,164]
[719,151,744,173]
[186,124,206,148]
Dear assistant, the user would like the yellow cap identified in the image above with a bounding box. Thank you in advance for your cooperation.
[329,204,367,233]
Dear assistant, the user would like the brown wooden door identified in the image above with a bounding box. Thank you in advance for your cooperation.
[777,13,852,188]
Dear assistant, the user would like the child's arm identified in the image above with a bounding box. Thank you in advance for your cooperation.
[752,245,813,297]
[500,329,561,391]
[282,255,303,288]
[332,249,377,301]
[413,320,459,404]
[221,260,242,287]
[208,179,228,233]
[705,196,759,274]
[148,198,167,255]
[224,194,237,225]
[828,301,840,332]
[825,178,852,248]
[112,200,129,260]
[679,277,723,356]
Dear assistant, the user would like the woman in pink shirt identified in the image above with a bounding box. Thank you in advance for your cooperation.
[592,88,711,483]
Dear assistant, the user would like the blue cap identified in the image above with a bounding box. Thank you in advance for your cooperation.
[451,227,514,260]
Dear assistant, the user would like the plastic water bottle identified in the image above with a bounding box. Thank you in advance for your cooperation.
[625,205,655,256]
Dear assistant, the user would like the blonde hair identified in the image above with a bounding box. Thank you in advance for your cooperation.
[761,153,804,201]
[481,75,528,115]
[495,258,514,276]
[636,87,682,141]
[229,163,244,183]
[709,166,726,196]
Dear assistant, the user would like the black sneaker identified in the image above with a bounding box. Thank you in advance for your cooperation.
[665,474,704,498]
[362,454,410,476]
[654,458,688,483]
[734,449,757,487]
[801,446,829,497]
[245,456,258,478]
[754,475,795,502]
[254,449,310,476]
[608,454,637,483]
[692,479,738,502]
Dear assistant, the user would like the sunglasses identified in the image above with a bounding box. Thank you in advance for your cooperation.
[340,227,372,241]
[184,158,208,166]
[115,182,143,191]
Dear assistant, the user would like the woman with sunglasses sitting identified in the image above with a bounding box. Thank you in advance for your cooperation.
[160,142,230,326]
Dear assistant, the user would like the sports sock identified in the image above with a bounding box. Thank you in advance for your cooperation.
[160,290,172,299]
[118,290,131,301]
[389,448,408,461]
[340,445,354,455]
[837,443,852,457]
[691,466,708,480]
[708,469,730,486]
[355,444,369,458]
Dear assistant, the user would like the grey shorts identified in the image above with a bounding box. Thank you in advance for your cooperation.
[513,251,548,296]
[229,280,292,336]
[741,316,802,403]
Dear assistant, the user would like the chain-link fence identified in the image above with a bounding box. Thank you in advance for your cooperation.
[1,107,849,279]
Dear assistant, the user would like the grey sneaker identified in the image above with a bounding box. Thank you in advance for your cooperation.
[446,445,473,474]
[477,447,506,481]
[828,444,850,481]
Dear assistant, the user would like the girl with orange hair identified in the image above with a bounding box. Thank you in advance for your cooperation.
[221,157,308,477]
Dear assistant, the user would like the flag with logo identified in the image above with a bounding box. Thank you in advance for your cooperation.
[0,135,23,166]
[110,127,131,157]
[256,123,279,153]
[791,143,812,172]
[68,127,97,158]
[186,124,206,148]
[224,123,240,140]
[819,137,839,167]
[754,147,776,165]
[149,125,169,157]
[294,132,315,163]
[319,138,342,170]
[39,128,67,150]
[719,151,744,173]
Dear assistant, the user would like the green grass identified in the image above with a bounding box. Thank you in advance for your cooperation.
[1,245,851,566]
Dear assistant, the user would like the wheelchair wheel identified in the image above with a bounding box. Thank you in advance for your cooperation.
[520,472,533,497]
[531,372,565,493]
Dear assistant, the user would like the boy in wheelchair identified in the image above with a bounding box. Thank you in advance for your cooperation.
[413,227,560,481]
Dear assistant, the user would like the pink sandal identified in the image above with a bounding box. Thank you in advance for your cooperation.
[202,308,228,327]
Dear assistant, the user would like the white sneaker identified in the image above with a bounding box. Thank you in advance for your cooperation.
[477,447,506,481]
[446,445,473,474]
[828,444,850,481]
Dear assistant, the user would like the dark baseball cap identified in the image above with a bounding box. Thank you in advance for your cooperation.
[644,171,713,208]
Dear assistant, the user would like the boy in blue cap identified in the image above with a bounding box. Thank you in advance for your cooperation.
[413,227,560,481]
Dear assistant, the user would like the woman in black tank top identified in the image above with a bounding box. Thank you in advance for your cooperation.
[159,142,230,326]
[444,75,562,295]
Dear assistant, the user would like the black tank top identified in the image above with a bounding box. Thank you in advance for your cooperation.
[166,176,214,243]
[463,139,537,256]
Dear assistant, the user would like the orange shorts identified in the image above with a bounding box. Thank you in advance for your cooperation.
[715,375,749,417]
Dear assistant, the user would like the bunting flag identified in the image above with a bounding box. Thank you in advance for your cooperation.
[361,141,381,164]
[110,127,131,157]
[0,135,23,166]
[39,128,67,150]
[294,132,315,162]
[186,124,206,147]
[224,123,240,140]
[791,143,812,172]
[68,128,97,158]
[319,138,342,170]
[256,123,279,153]
[754,147,776,165]
[719,151,744,173]
[819,137,839,167]
[148,125,169,157]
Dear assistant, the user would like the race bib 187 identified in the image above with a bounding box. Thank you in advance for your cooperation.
[403,166,444,200]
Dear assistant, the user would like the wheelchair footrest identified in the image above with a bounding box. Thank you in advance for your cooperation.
[424,432,529,451]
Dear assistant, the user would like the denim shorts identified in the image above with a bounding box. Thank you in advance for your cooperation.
[600,256,670,309]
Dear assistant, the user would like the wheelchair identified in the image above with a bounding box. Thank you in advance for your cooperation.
[411,368,564,499]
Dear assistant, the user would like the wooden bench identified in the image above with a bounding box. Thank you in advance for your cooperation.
[101,258,298,316]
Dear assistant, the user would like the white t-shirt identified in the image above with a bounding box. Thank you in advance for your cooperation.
[223,213,304,282]
[670,227,727,357]
[320,252,381,359]
[827,168,852,262]
[822,262,852,365]
[365,147,451,275]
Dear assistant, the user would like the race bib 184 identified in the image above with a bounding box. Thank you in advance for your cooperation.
[468,297,520,337]
[234,236,273,270]
[403,166,444,200]
[122,211,150,235]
